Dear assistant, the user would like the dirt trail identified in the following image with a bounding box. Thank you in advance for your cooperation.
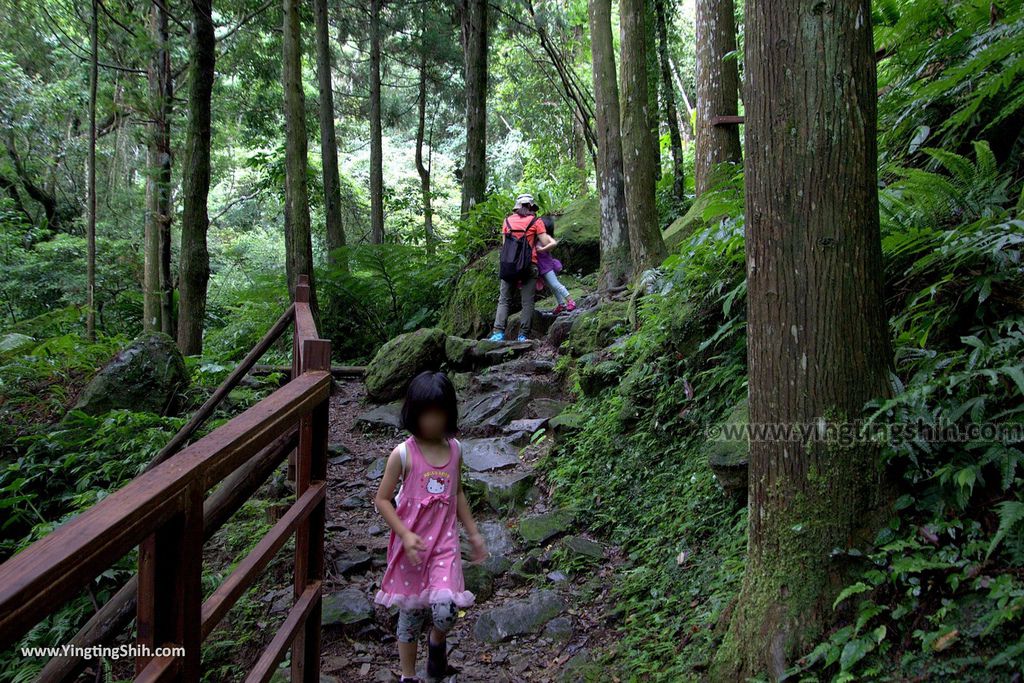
[317,342,619,683]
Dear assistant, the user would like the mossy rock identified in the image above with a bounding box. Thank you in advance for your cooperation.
[72,331,189,417]
[562,535,604,560]
[440,250,501,338]
[565,300,630,357]
[550,195,601,275]
[445,335,476,367]
[519,508,575,545]
[364,327,447,403]
[707,399,749,499]
[463,470,538,513]
[464,562,495,602]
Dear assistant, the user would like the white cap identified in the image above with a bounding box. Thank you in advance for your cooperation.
[513,193,537,211]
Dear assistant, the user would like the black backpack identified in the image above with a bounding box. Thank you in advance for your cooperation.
[498,215,538,283]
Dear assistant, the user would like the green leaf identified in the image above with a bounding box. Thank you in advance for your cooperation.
[833,582,872,610]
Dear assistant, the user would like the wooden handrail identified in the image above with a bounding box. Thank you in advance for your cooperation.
[0,274,331,682]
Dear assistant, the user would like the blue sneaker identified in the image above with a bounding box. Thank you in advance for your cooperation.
[488,331,505,342]
[516,334,528,342]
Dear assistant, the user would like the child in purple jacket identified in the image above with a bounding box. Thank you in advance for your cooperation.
[536,215,576,314]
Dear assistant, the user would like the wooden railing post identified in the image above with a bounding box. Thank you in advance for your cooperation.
[136,482,203,680]
[288,275,311,485]
[292,337,330,683]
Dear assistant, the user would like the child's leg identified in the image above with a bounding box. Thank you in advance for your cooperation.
[396,607,428,677]
[428,600,458,644]
[542,270,569,305]
[426,601,458,677]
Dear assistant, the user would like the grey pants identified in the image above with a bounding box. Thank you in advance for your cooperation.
[396,601,458,643]
[493,264,538,337]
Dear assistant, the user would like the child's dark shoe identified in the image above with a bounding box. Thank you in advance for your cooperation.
[426,637,450,679]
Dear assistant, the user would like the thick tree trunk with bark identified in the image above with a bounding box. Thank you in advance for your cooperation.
[144,0,172,333]
[415,9,434,254]
[368,0,384,244]
[177,0,215,355]
[655,0,686,202]
[712,0,894,678]
[619,0,667,272]
[282,0,319,317]
[460,0,487,218]
[86,0,98,342]
[694,0,742,194]
[588,0,630,290]
[314,0,347,269]
[645,0,661,180]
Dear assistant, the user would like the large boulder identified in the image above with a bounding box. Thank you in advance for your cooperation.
[440,250,501,338]
[72,332,189,416]
[364,327,447,403]
[548,196,601,276]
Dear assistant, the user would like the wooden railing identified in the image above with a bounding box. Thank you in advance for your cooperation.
[0,275,331,682]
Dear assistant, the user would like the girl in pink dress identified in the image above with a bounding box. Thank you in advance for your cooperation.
[373,371,488,682]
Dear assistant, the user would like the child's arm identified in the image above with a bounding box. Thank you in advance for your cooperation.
[373,446,426,562]
[535,232,557,253]
[456,464,488,563]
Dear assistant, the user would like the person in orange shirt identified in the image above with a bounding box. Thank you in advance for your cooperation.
[488,194,556,342]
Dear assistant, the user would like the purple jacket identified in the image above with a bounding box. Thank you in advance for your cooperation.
[536,250,562,276]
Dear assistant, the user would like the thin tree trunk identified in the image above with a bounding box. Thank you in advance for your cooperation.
[655,0,686,202]
[619,0,667,272]
[177,0,215,355]
[86,0,98,342]
[414,6,434,254]
[713,0,893,677]
[589,0,630,290]
[314,0,347,270]
[368,0,384,244]
[670,55,695,139]
[459,0,487,218]
[144,0,172,333]
[282,0,319,318]
[694,0,742,194]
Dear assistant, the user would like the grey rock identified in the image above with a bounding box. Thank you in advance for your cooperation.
[472,590,565,643]
[530,398,568,420]
[367,525,384,536]
[544,616,573,640]
[462,520,515,576]
[340,495,365,509]
[365,457,387,480]
[707,399,749,500]
[463,562,495,602]
[356,402,404,431]
[321,588,373,626]
[547,570,569,583]
[462,437,520,472]
[333,549,373,576]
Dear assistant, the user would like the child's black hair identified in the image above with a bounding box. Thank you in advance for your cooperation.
[401,371,459,436]
[540,214,555,238]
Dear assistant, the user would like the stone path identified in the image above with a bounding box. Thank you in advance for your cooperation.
[314,333,620,682]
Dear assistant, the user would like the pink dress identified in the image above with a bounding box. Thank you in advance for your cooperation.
[374,436,475,610]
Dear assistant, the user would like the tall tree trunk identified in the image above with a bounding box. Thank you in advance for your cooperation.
[713,0,893,678]
[671,55,695,140]
[314,0,347,270]
[588,0,630,290]
[86,0,98,342]
[645,0,661,180]
[177,0,215,356]
[144,0,173,333]
[655,0,686,202]
[694,0,742,194]
[282,0,320,317]
[368,0,384,244]
[415,7,434,255]
[619,0,667,272]
[459,0,487,218]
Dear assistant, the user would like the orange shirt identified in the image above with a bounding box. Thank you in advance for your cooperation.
[502,213,547,264]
